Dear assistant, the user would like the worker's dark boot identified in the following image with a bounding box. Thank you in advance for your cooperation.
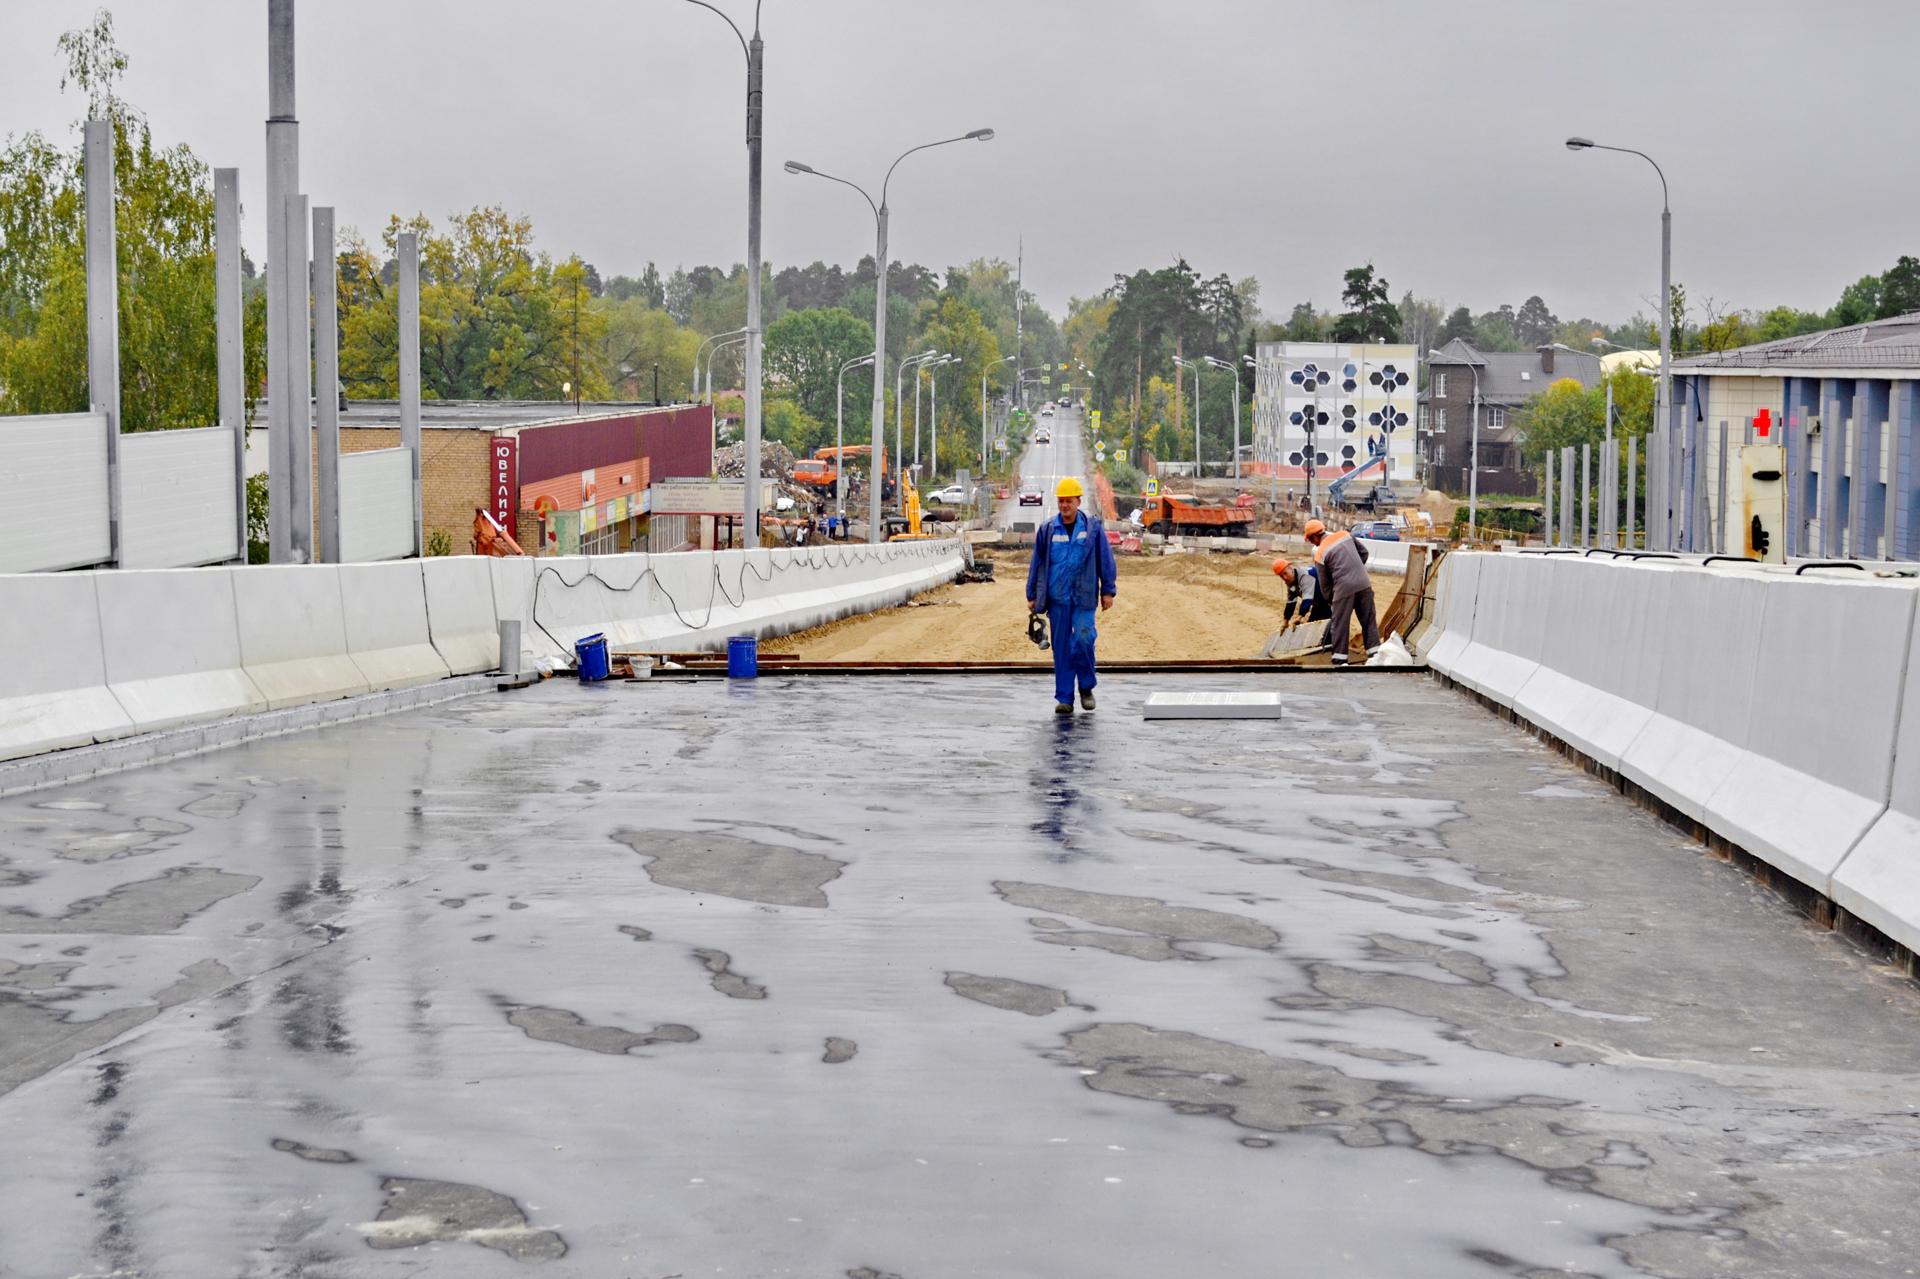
[1054,702,1074,715]
[1080,691,1096,711]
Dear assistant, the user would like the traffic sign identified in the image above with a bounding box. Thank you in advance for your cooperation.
[1144,477,1159,496]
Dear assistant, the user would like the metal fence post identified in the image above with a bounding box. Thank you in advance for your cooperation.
[399,231,424,557]
[1625,437,1637,549]
[1580,442,1591,549]
[1543,450,1555,546]
[314,206,340,563]
[84,120,122,567]
[215,168,247,563]
[1560,445,1575,546]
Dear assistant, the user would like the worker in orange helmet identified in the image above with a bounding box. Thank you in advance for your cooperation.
[1271,556,1324,631]
[1303,518,1379,665]
[1026,476,1117,714]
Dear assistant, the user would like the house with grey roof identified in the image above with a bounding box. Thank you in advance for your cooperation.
[1418,339,1603,496]
[1672,312,1920,559]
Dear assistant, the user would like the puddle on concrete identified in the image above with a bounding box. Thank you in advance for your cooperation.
[58,817,191,863]
[1029,925,1194,962]
[944,971,1080,1017]
[502,1003,699,1055]
[996,881,1279,951]
[693,947,767,999]
[364,1176,566,1261]
[614,829,844,907]
[0,867,260,935]
[271,1137,356,1163]
[181,790,251,819]
[823,1036,858,1064]
[0,959,78,990]
[617,924,653,941]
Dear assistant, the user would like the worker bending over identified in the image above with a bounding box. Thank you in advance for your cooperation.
[1304,518,1380,665]
[1026,477,1118,714]
[1272,557,1327,630]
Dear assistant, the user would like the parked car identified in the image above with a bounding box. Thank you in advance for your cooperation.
[1353,521,1401,541]
[929,484,969,505]
[1018,488,1043,507]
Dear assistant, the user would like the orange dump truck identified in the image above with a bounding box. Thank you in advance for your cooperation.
[1139,493,1258,537]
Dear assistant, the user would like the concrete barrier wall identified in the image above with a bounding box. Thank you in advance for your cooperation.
[0,539,964,764]
[1427,550,1920,959]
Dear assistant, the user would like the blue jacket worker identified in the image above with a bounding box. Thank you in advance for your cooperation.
[1026,477,1118,714]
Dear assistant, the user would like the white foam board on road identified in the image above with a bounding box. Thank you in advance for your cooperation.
[1143,690,1283,720]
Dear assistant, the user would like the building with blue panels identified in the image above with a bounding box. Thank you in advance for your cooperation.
[1672,314,1920,560]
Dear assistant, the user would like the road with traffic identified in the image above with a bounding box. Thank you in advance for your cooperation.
[999,402,1086,531]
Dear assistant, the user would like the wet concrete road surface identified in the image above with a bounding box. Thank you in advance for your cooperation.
[3,674,1918,1277]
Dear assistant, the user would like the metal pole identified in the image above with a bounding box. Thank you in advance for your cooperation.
[83,119,122,566]
[1580,441,1591,548]
[1716,420,1729,556]
[1560,446,1575,546]
[313,206,340,563]
[283,192,313,561]
[930,364,941,484]
[1193,362,1202,476]
[399,231,423,558]
[1626,437,1637,549]
[1658,202,1672,550]
[214,167,246,563]
[913,362,924,473]
[1232,367,1240,481]
[836,359,847,519]
[742,26,765,545]
[868,207,888,543]
[980,372,988,477]
[1468,367,1481,535]
[1543,449,1555,547]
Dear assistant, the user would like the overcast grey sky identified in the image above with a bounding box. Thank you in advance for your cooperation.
[3,0,1915,325]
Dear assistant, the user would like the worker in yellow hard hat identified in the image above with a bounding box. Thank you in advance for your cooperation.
[1303,519,1379,665]
[1026,475,1117,714]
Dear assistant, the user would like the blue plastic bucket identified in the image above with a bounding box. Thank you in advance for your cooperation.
[727,635,758,679]
[574,633,611,682]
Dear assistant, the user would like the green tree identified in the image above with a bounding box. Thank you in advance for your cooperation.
[1281,301,1327,341]
[1514,295,1557,348]
[1875,255,1920,319]
[761,396,827,456]
[1330,263,1401,344]
[912,297,1002,475]
[597,297,700,400]
[1436,305,1475,346]
[339,208,605,401]
[763,306,874,424]
[0,9,267,430]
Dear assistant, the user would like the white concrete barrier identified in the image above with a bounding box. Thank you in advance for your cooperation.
[233,565,372,709]
[96,567,265,734]
[1703,577,1915,890]
[1833,607,1920,952]
[1617,569,1767,826]
[1447,552,1547,705]
[489,557,572,670]
[1354,537,1411,573]
[422,556,502,676]
[1419,550,1481,677]
[1510,556,1659,772]
[340,560,452,691]
[0,573,134,760]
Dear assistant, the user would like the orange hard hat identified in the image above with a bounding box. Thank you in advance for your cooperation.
[1303,518,1327,539]
[1271,557,1292,577]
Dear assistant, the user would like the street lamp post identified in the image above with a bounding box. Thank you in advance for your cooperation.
[783,128,995,543]
[895,349,940,493]
[836,353,874,518]
[1205,355,1241,481]
[692,326,747,400]
[1567,135,1670,548]
[1174,356,1202,477]
[684,0,766,543]
[928,354,960,483]
[982,355,1013,477]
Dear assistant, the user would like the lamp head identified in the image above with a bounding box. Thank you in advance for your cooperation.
[783,160,814,175]
[1565,136,1595,151]
[967,128,995,141]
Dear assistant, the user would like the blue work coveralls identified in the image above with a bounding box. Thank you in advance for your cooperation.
[1026,511,1119,705]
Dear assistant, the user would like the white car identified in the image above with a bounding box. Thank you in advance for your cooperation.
[1040,406,1055,418]
[928,484,969,505]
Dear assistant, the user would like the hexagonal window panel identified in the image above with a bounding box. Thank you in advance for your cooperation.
[1341,460,1356,473]
[1289,410,1306,426]
[1342,378,1357,393]
[1343,363,1357,378]
[1341,404,1357,418]
[1315,451,1330,465]
[1287,451,1304,466]
[1341,444,1356,459]
[1289,370,1306,386]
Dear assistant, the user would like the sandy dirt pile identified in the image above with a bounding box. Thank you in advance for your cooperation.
[762,548,1398,663]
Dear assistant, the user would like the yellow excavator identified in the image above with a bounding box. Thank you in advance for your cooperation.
[886,471,934,540]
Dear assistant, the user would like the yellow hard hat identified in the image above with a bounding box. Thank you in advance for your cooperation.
[1055,477,1085,498]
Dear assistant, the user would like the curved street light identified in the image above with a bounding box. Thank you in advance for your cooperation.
[783,128,995,541]
[1567,134,1672,548]
[683,0,767,541]
[834,352,876,518]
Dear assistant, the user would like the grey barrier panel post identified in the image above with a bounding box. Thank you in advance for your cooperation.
[215,168,247,563]
[399,232,424,557]
[1625,437,1637,549]
[314,206,340,563]
[1820,384,1844,559]
[1543,449,1555,546]
[265,0,301,562]
[1560,446,1575,547]
[286,194,313,561]
[1581,442,1591,549]
[1716,421,1729,556]
[84,120,121,566]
